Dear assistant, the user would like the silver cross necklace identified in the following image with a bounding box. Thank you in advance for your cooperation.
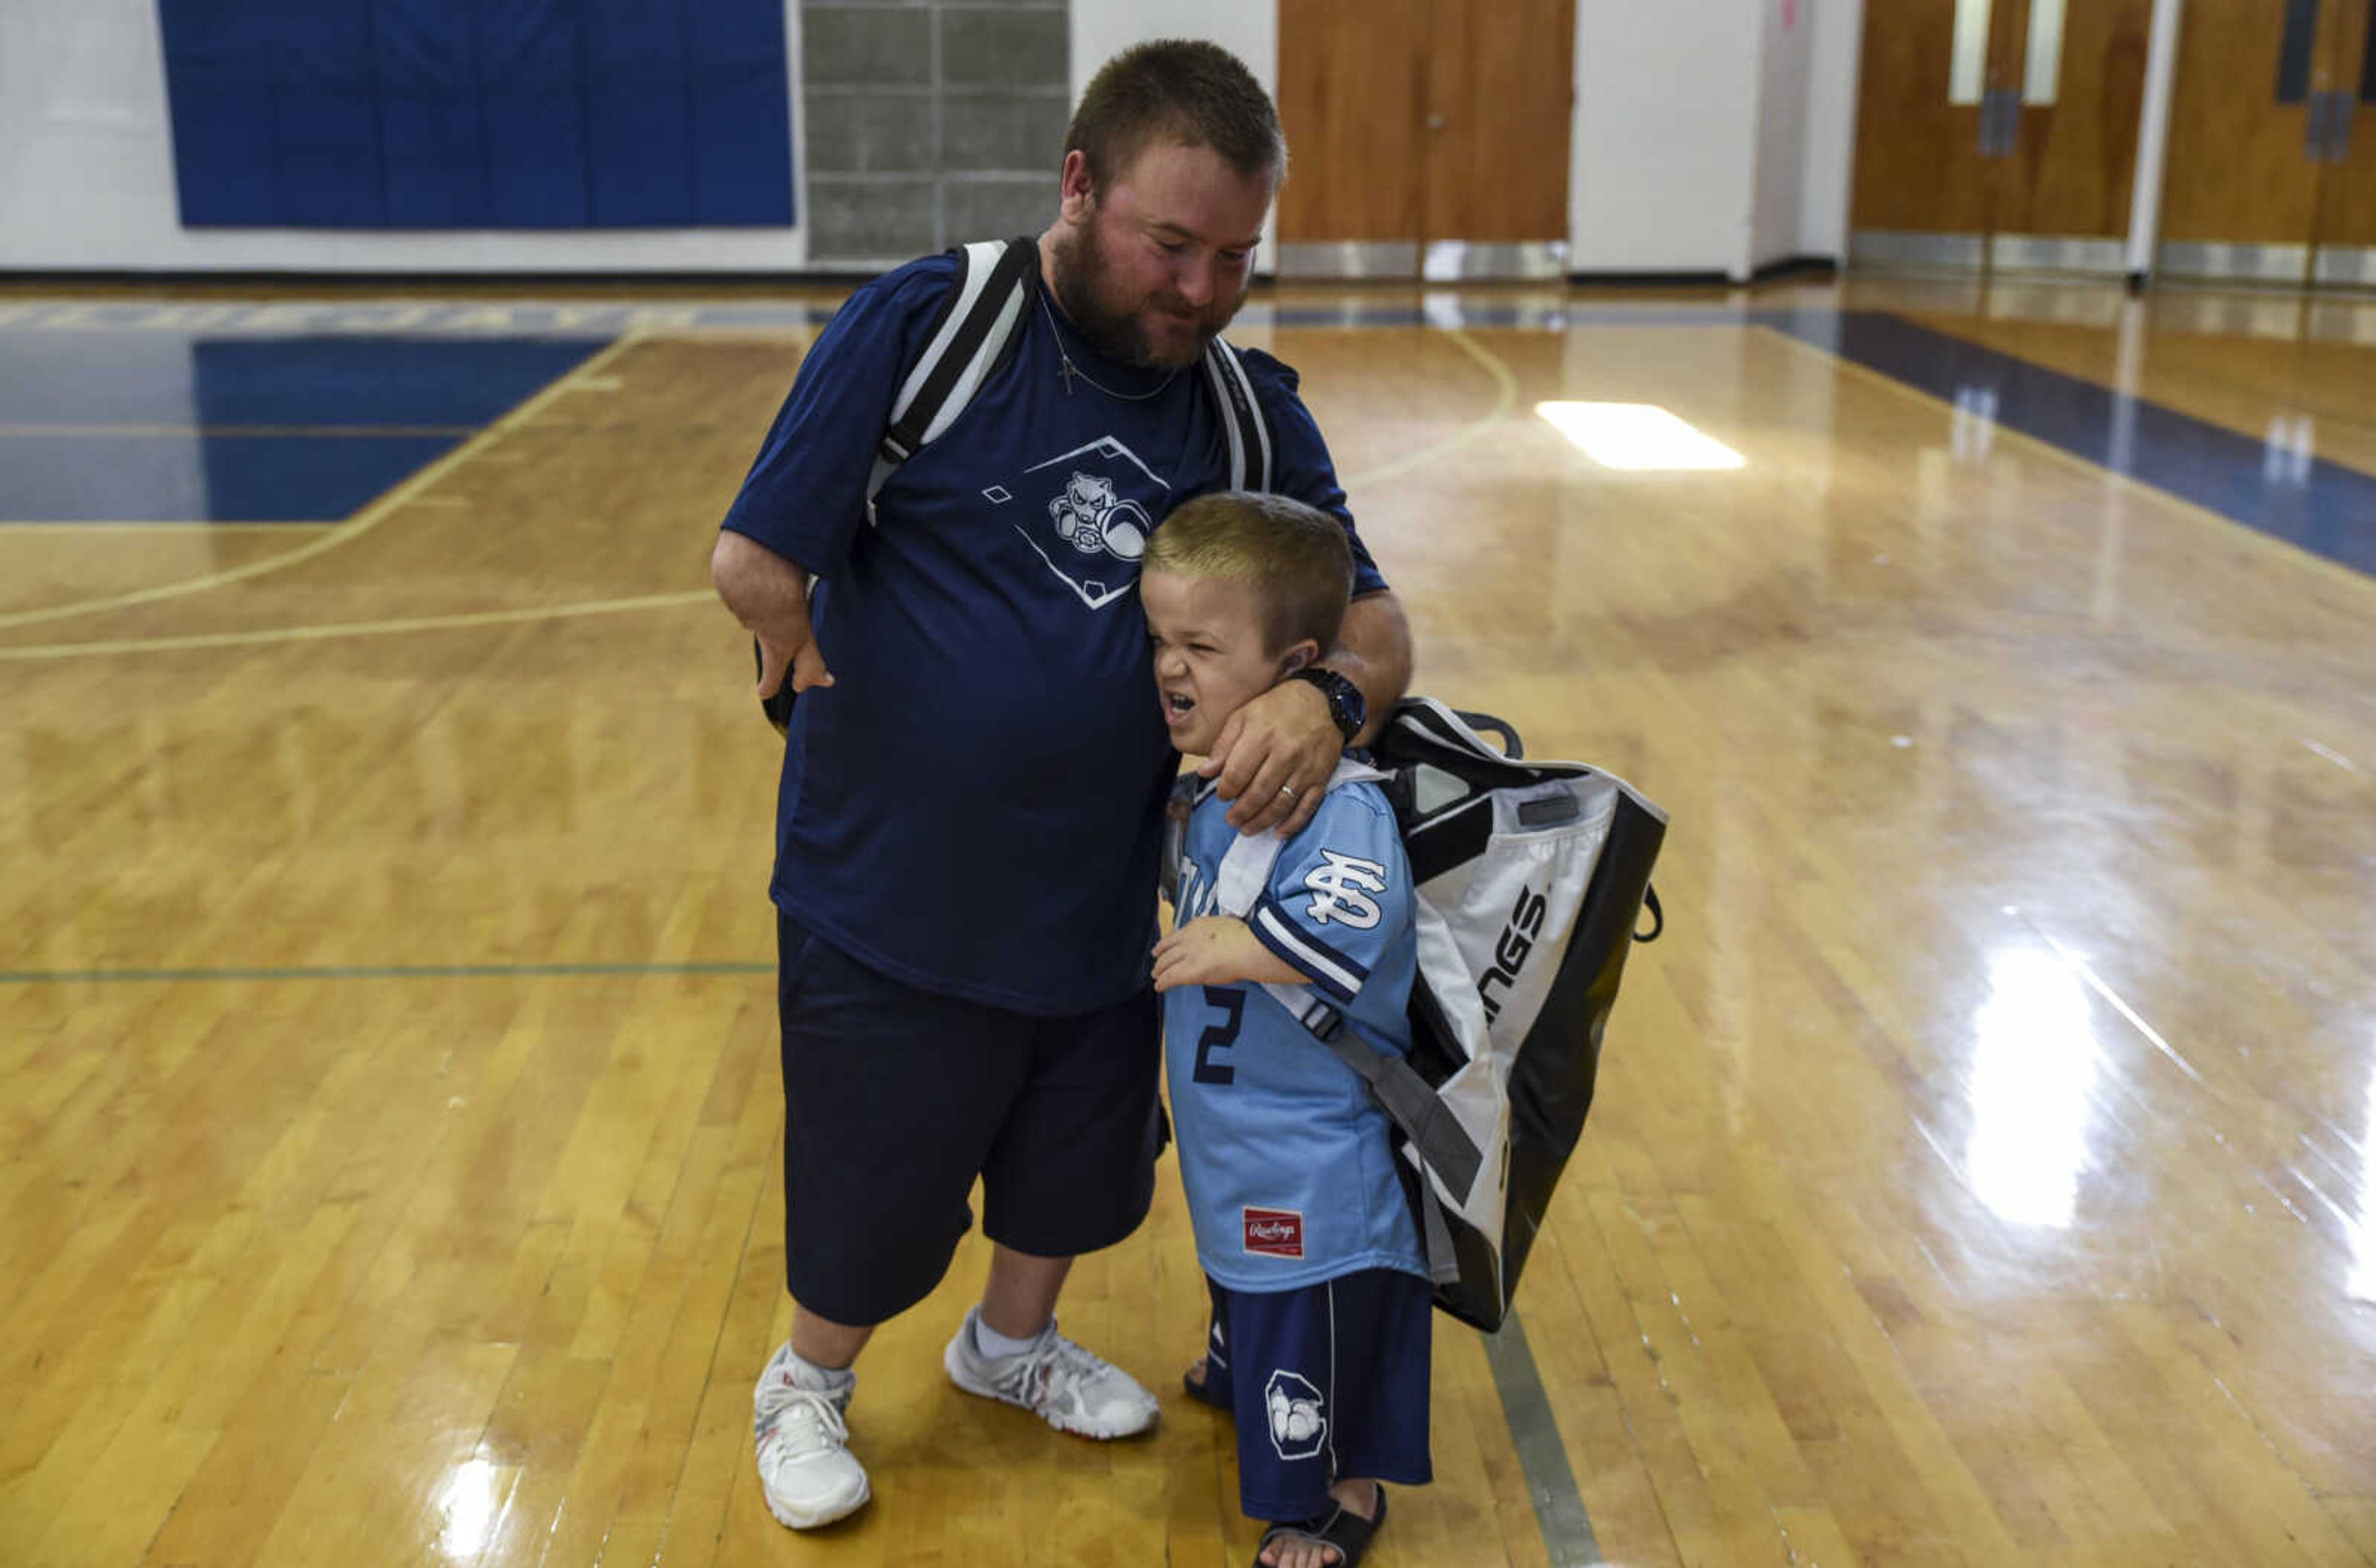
[1038,289,1182,402]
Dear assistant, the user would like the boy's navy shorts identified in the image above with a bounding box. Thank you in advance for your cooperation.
[776,914,1161,1327]
[1201,1269,1435,1521]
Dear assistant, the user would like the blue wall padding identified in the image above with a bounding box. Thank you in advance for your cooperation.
[157,0,794,230]
[689,0,795,226]
[582,0,695,225]
[155,6,280,225]
[379,0,484,226]
[480,1,590,227]
[277,1,387,226]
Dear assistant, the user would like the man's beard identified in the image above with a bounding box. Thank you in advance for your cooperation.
[1051,221,1243,371]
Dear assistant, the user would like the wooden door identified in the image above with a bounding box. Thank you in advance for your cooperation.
[2161,0,2330,269]
[1275,0,1575,277]
[1992,0,2154,246]
[1275,0,1428,274]
[1419,0,1575,248]
[2310,0,2376,281]
[1851,0,2148,267]
[1850,0,2002,244]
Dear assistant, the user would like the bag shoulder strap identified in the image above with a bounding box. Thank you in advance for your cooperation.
[866,236,1039,509]
[1200,334,1274,493]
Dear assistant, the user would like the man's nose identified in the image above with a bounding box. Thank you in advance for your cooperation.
[1172,254,1216,308]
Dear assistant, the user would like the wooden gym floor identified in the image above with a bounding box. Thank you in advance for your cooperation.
[1,274,2372,1566]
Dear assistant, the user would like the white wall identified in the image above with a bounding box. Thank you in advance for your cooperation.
[0,0,1859,278]
[1567,0,1763,277]
[1799,0,1865,261]
[0,0,809,272]
[1067,0,1280,262]
[1750,0,1815,272]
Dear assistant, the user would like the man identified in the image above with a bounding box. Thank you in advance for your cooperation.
[710,39,1412,1531]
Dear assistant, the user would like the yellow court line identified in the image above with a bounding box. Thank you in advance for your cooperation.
[0,332,642,635]
[1750,324,2376,600]
[0,520,339,532]
[0,424,478,438]
[1339,327,1518,490]
[0,323,1516,662]
[0,590,715,661]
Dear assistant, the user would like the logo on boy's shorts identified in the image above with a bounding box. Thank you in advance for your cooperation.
[1242,1207,1304,1258]
[1264,1370,1328,1460]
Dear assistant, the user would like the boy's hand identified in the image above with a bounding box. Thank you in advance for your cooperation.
[1153,917,1272,993]
[1200,679,1338,835]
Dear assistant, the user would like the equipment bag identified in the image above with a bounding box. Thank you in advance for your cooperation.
[1196,697,1666,1332]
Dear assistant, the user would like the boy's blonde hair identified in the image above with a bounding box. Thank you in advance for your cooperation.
[1143,491,1353,655]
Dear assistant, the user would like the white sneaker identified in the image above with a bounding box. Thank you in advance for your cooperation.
[942,1309,1160,1439]
[752,1343,871,1529]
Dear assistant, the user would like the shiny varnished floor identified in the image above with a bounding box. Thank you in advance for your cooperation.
[2,275,2373,1566]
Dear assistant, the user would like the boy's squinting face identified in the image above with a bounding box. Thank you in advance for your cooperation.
[1141,570,1304,757]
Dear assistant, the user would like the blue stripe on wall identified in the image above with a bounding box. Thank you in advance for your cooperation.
[1760,309,2376,579]
[481,0,592,227]
[158,0,793,230]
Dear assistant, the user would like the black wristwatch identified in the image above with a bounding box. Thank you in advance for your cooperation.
[1288,666,1366,744]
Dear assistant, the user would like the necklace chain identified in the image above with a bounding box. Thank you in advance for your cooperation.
[1038,290,1182,402]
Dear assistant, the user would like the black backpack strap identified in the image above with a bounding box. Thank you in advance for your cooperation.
[867,235,1039,510]
[1200,334,1273,492]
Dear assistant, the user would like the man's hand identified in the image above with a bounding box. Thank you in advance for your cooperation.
[754,627,835,700]
[1199,678,1338,836]
[1153,916,1308,992]
[713,530,834,698]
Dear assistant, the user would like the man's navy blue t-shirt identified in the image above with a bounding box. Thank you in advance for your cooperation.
[720,250,1387,1015]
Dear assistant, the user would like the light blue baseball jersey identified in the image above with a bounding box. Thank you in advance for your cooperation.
[1164,777,1427,1291]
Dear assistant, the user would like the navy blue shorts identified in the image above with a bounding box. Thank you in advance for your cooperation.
[1202,1269,1434,1521]
[777,914,1162,1326]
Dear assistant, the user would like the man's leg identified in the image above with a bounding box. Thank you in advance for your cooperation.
[791,1306,873,1371]
[758,915,1036,1528]
[944,988,1163,1437]
[978,1245,1071,1340]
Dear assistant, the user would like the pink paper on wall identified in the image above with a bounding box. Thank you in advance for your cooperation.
[1783,0,1797,27]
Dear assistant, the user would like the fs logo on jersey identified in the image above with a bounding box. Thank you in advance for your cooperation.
[1264,1371,1328,1460]
[980,436,1169,611]
[1303,851,1388,929]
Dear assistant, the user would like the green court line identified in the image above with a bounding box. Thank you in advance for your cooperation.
[0,960,772,985]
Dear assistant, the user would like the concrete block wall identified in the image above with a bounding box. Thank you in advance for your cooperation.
[802,0,1068,265]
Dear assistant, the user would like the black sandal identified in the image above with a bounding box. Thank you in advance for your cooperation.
[1253,1488,1386,1568]
[1181,1363,1229,1410]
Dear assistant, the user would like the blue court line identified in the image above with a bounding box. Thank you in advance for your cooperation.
[0,332,610,522]
[0,960,772,985]
[1757,309,2376,579]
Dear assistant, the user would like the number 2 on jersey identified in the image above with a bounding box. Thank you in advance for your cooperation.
[1193,987,1242,1085]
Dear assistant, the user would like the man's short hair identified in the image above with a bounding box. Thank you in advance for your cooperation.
[1144,491,1351,655]
[1065,40,1287,194]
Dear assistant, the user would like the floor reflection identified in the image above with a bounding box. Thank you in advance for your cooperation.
[1966,946,2106,1230]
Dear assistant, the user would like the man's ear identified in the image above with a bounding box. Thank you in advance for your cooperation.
[1059,150,1095,223]
[1279,639,1320,676]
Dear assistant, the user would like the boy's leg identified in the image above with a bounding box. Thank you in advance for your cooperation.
[1212,1279,1343,1527]
[1223,1272,1434,1566]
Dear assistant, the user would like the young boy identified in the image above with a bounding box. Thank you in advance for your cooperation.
[1141,492,1431,1568]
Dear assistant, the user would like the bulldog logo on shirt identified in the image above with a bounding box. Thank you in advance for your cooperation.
[980,436,1169,610]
